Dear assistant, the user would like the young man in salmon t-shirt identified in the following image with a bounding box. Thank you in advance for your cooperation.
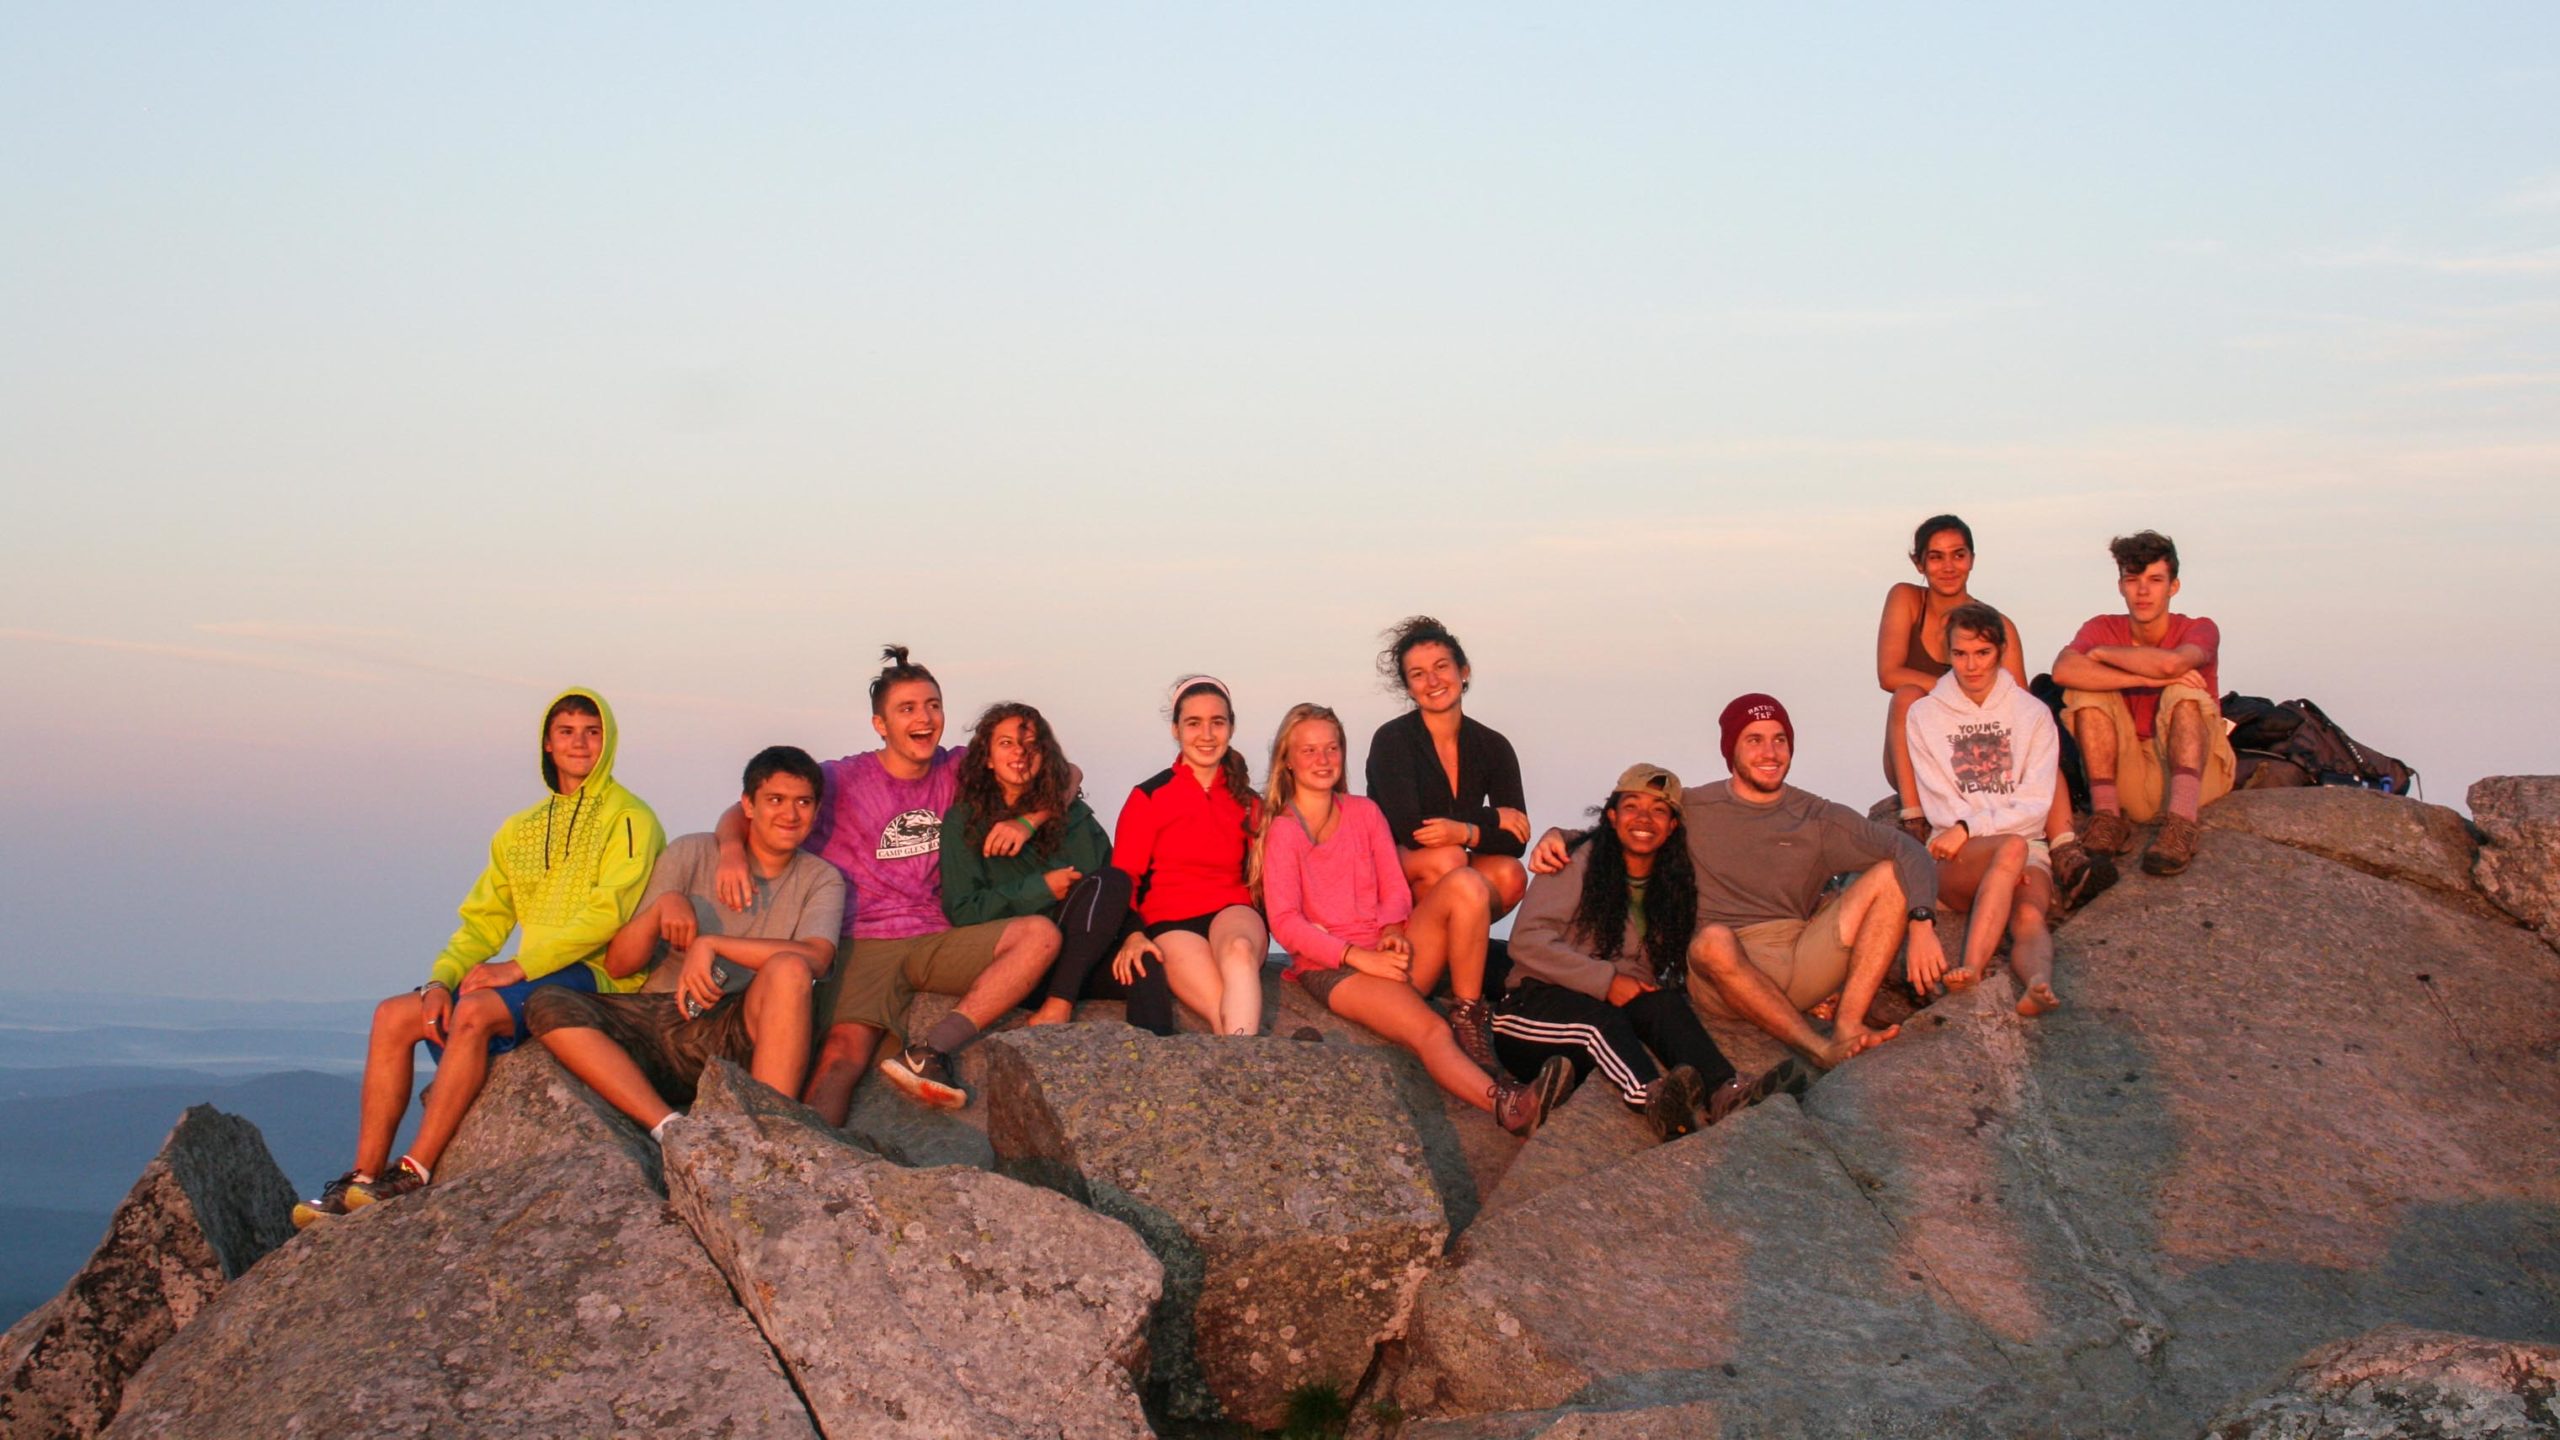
[2050,530,2236,878]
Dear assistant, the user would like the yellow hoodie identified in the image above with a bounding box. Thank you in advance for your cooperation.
[428,687,666,994]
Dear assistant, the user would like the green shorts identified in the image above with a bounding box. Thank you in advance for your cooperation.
[817,921,1009,1043]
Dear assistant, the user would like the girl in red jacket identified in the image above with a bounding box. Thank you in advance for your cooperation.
[1111,676,1270,1035]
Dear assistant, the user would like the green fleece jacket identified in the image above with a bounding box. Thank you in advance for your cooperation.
[428,687,666,993]
[939,795,1111,926]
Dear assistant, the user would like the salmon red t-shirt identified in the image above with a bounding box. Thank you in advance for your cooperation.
[2067,614,2221,740]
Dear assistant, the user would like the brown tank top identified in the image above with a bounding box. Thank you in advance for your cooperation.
[1905,607,1951,679]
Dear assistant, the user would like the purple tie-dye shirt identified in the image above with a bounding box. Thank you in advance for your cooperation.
[806,748,961,940]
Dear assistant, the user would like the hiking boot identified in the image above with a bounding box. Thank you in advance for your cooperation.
[2049,839,2118,911]
[345,1157,428,1211]
[1704,1057,1815,1127]
[291,1170,366,1229]
[2142,814,2203,877]
[1493,1055,1575,1138]
[879,1044,967,1110]
[2080,811,2135,856]
[1447,996,1500,1072]
[1639,1064,1708,1143]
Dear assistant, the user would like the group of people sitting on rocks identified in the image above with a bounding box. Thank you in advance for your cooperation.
[292,522,2236,1228]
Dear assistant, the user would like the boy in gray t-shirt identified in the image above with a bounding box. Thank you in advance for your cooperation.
[528,748,844,1134]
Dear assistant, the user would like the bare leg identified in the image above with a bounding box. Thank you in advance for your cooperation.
[1208,905,1268,1036]
[1884,683,1930,810]
[406,990,512,1171]
[1408,866,1493,999]
[1825,863,1909,1051]
[1935,834,2028,987]
[1688,925,1878,1067]
[2047,778,2076,837]
[952,917,1060,1030]
[355,992,431,1176]
[2011,867,2060,1016]
[2073,708,2119,792]
[1328,973,1498,1112]
[1399,844,1468,898]
[803,1022,883,1127]
[1153,930,1223,1030]
[1468,854,1529,921]
[540,1025,675,1129]
[743,954,816,1097]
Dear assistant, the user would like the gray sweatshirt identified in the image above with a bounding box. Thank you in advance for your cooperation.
[1504,844,1652,999]
[1683,780,1936,926]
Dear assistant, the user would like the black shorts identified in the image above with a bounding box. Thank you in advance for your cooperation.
[1143,912,1217,942]
[1295,965,1357,1007]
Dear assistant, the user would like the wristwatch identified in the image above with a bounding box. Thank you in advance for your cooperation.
[1907,905,1936,924]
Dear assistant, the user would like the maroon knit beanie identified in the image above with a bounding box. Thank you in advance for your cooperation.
[1718,692,1794,767]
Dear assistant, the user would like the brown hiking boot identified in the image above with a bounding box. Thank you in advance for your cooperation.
[1493,1055,1574,1138]
[2142,814,2203,876]
[2049,839,2118,910]
[1639,1065,1708,1143]
[1704,1057,1814,1126]
[1447,996,1500,1072]
[2080,811,2135,856]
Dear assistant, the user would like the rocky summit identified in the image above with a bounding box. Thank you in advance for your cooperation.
[8,783,2557,1438]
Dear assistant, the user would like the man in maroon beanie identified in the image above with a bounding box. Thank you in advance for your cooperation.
[1532,692,1942,1069]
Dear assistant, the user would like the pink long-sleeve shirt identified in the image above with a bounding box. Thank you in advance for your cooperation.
[1262,795,1414,979]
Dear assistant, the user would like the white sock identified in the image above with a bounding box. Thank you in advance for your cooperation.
[398,1155,431,1183]
[649,1112,684,1141]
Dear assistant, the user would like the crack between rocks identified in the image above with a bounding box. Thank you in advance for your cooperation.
[658,1170,827,1438]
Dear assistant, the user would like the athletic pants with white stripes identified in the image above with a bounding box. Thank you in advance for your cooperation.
[1491,980,1735,1104]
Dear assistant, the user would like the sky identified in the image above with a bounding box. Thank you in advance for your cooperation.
[3,4,2554,1002]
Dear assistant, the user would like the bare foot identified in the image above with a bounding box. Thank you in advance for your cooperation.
[1025,998,1073,1028]
[1814,1023,1900,1069]
[1943,967,1979,992]
[2017,983,2061,1018]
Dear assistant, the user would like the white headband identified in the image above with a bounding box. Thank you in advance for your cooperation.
[1165,674,1232,713]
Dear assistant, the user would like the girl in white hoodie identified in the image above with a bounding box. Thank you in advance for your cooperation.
[1905,604,2063,1016]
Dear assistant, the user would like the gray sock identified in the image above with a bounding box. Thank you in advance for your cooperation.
[923,1012,980,1056]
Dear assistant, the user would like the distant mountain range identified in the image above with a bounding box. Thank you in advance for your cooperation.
[0,991,417,1330]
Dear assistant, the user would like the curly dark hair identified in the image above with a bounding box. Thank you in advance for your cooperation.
[1376,615,1472,701]
[2108,530,2179,579]
[954,702,1074,858]
[1565,792,1698,987]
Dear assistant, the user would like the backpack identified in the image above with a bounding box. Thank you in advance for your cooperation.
[2220,693,2418,796]
[2028,673,2092,812]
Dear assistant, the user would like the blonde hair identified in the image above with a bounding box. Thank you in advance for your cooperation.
[1249,703,1349,893]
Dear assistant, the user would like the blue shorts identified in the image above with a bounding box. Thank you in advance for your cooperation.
[424,965,599,1062]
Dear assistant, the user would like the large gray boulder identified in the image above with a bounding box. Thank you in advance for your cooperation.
[2200,1326,2560,1438]
[102,1144,814,1439]
[436,1042,656,1183]
[661,1061,1161,1440]
[1383,822,2560,1438]
[0,1106,294,1440]
[1387,1096,2025,1434]
[2470,776,2560,940]
[2201,787,2494,917]
[1477,1077,1652,1218]
[981,1023,1449,1429]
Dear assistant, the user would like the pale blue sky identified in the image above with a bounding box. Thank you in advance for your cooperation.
[4,5,2554,999]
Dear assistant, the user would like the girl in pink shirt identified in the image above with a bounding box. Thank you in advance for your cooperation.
[1255,703,1568,1137]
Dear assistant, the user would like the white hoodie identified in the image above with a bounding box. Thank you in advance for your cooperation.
[1905,669,2058,841]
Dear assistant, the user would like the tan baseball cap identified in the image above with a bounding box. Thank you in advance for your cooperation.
[1612,763,1682,807]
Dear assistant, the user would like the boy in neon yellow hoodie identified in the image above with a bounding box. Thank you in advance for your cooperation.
[293,688,664,1226]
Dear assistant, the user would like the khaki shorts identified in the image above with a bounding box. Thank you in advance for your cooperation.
[2060,684,2236,822]
[1689,889,1856,1020]
[819,922,1009,1042]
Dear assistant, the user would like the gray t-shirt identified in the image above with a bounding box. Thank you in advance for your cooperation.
[634,833,848,993]
[1684,781,1936,928]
